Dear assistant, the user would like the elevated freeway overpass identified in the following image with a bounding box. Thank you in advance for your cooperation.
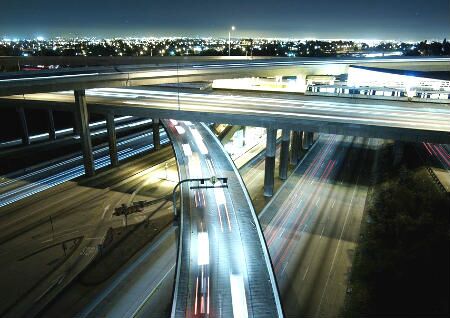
[165,120,282,317]
[2,86,448,194]
[3,88,449,144]
[0,56,449,96]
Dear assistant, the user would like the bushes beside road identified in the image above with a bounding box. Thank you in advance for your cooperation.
[346,143,449,317]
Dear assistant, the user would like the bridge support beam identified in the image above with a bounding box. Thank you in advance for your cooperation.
[48,110,56,140]
[152,118,161,150]
[17,107,30,145]
[74,90,95,176]
[279,129,290,180]
[290,131,301,165]
[264,128,277,197]
[106,113,119,167]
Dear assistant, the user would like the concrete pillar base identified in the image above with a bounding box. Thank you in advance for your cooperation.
[302,131,309,150]
[291,131,301,165]
[279,129,290,180]
[264,128,277,197]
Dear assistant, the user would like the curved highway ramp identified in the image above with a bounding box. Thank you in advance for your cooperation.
[164,120,283,318]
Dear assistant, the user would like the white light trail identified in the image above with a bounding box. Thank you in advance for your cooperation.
[230,274,248,318]
[197,232,210,266]
[175,125,186,135]
[182,143,192,157]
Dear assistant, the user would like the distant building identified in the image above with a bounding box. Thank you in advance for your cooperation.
[347,65,450,96]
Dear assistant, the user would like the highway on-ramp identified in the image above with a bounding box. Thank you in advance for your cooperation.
[164,120,282,317]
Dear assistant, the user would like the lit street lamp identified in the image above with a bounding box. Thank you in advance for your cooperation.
[229,26,235,56]
[172,177,228,217]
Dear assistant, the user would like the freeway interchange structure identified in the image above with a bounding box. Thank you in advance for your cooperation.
[0,56,449,317]
[165,120,282,317]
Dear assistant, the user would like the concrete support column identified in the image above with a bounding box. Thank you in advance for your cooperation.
[302,131,310,150]
[264,128,277,197]
[17,107,30,145]
[302,131,313,150]
[106,113,119,167]
[152,118,161,150]
[308,132,314,147]
[290,131,301,165]
[74,90,95,176]
[48,110,56,140]
[73,111,81,136]
[279,129,290,180]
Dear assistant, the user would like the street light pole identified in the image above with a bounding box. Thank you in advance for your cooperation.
[228,26,235,56]
[172,177,228,217]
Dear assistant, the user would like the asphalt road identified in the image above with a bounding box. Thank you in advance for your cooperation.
[59,131,277,318]
[1,121,382,317]
[0,145,178,318]
[1,121,277,318]
[260,134,380,317]
[419,142,450,191]
[0,115,139,149]
[70,132,377,318]
[164,120,282,317]
[0,126,168,207]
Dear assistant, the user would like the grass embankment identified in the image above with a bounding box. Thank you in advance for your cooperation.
[345,143,449,317]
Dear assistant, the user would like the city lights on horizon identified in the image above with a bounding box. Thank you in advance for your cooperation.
[0,32,445,44]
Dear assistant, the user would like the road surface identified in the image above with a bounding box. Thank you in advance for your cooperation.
[0,115,142,149]
[0,126,168,207]
[260,134,379,317]
[165,120,282,317]
[52,129,277,318]
[0,146,178,317]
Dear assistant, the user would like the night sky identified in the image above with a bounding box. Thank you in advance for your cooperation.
[0,0,448,40]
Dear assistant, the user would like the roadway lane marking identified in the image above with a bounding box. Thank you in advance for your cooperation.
[303,264,310,280]
[315,173,360,317]
[128,263,176,318]
[102,205,110,219]
[320,225,326,239]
